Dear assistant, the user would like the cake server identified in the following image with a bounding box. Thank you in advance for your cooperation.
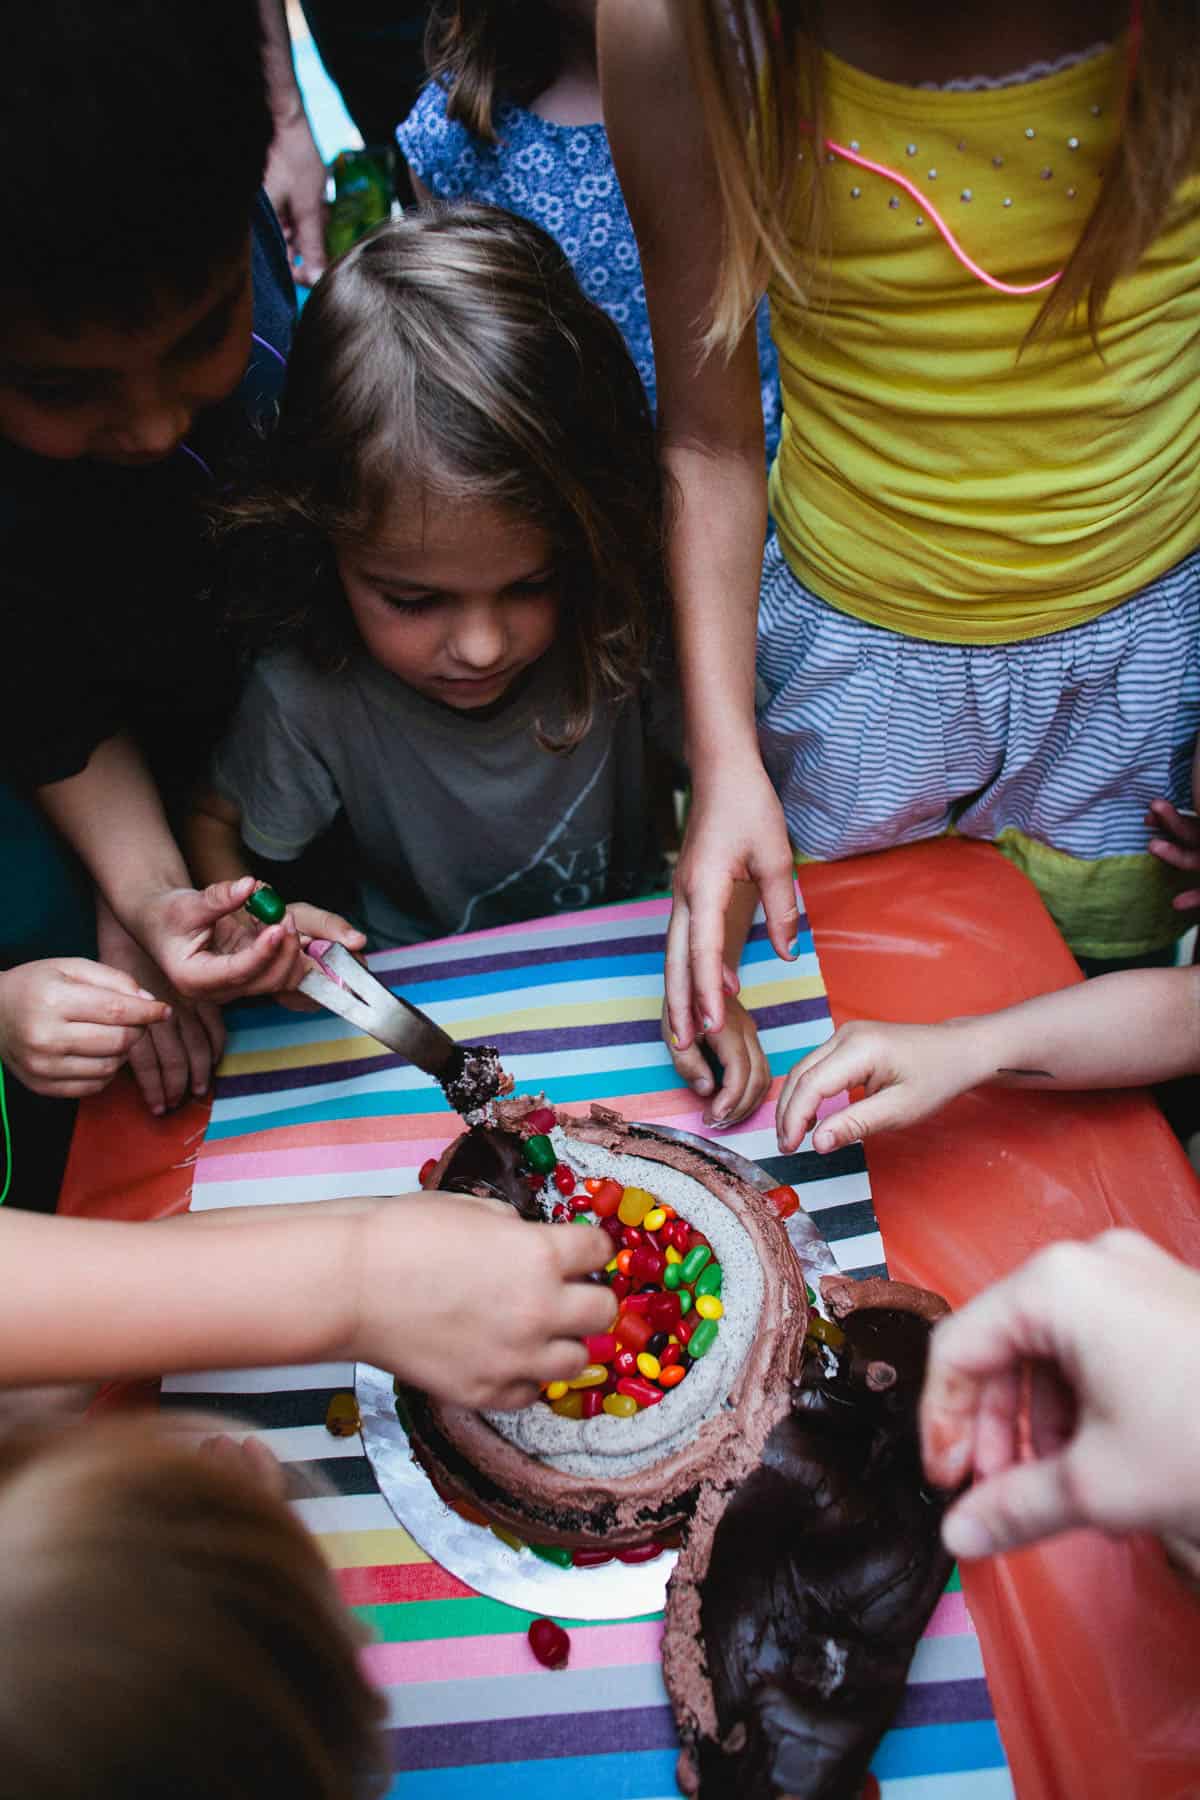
[298,939,459,1077]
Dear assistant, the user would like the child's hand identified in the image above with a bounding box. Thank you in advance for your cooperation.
[96,900,224,1114]
[275,904,368,1013]
[134,877,307,1002]
[776,1019,981,1153]
[0,959,170,1097]
[352,1194,617,1410]
[1146,797,1200,909]
[664,995,770,1128]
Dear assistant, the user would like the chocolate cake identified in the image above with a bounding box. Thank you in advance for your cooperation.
[403,1100,810,1549]
[662,1276,953,1800]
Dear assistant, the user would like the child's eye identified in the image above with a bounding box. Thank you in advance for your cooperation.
[380,592,439,615]
[11,375,97,410]
[509,570,557,595]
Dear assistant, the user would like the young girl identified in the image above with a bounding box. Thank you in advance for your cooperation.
[598,0,1200,1049]
[0,1414,387,1797]
[395,0,782,458]
[188,206,770,1126]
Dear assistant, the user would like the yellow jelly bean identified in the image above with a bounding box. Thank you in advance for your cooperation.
[602,1392,639,1418]
[806,1313,846,1350]
[551,1391,586,1419]
[636,1352,661,1380]
[568,1364,608,1388]
[695,1295,724,1321]
[490,1525,525,1552]
[667,1334,679,1346]
[617,1186,655,1226]
[545,1380,569,1400]
[643,1207,667,1232]
[605,1255,619,1273]
[665,1246,683,1265]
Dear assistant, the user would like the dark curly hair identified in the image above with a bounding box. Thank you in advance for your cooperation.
[220,203,666,751]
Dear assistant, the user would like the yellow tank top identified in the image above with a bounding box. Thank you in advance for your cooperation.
[768,46,1200,642]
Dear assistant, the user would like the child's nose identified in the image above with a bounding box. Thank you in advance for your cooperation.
[107,377,192,459]
[451,605,507,670]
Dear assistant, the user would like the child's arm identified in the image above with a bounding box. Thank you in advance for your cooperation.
[0,1196,617,1411]
[665,880,770,1126]
[777,966,1200,1154]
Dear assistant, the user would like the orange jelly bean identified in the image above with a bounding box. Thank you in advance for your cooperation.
[658,1365,687,1389]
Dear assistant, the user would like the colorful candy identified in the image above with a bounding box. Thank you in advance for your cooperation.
[531,1542,574,1568]
[642,1207,667,1232]
[581,1389,603,1419]
[765,1182,801,1220]
[324,1392,361,1437]
[418,1158,438,1188]
[694,1262,723,1298]
[617,1185,655,1227]
[695,1295,724,1321]
[584,1332,616,1363]
[545,1380,569,1400]
[680,1244,712,1284]
[636,1352,662,1380]
[572,1547,615,1567]
[590,1178,624,1218]
[663,1262,683,1290]
[553,1163,576,1195]
[616,1375,664,1407]
[525,1106,558,1134]
[616,1541,664,1564]
[568,1363,608,1388]
[806,1313,846,1350]
[523,1133,557,1174]
[614,1309,653,1353]
[688,1317,720,1358]
[551,1392,585,1419]
[602,1392,638,1418]
[658,1364,687,1389]
[528,1617,571,1669]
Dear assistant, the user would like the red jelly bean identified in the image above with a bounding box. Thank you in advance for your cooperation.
[418,1158,438,1188]
[659,1342,684,1368]
[686,1230,711,1255]
[568,1194,591,1215]
[526,1106,557,1135]
[528,1617,570,1670]
[616,1540,664,1564]
[551,1203,569,1221]
[590,1178,624,1219]
[621,1292,654,1316]
[621,1226,647,1250]
[584,1332,616,1363]
[613,1348,638,1378]
[600,1214,624,1243]
[614,1311,653,1353]
[646,1292,681,1331]
[583,1177,604,1195]
[628,1246,665,1285]
[616,1375,664,1407]
[667,1218,692,1252]
[765,1182,801,1220]
[609,1275,631,1303]
[553,1162,576,1195]
[572,1547,615,1567]
[676,1314,697,1346]
[581,1388,603,1419]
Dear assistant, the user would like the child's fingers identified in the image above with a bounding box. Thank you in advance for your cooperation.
[552,1220,615,1281]
[939,1453,1080,1560]
[173,1003,220,1099]
[972,1367,1022,1480]
[810,1090,903,1153]
[1148,835,1200,872]
[667,1031,716,1099]
[63,980,171,1030]
[485,1380,543,1413]
[686,891,731,1043]
[125,1032,169,1115]
[705,1021,769,1127]
[775,1040,857,1151]
[756,861,801,964]
[663,894,700,1050]
[1173,886,1200,910]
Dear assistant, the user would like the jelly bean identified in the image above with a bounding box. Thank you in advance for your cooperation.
[568,1363,608,1388]
[551,1203,569,1222]
[616,1540,664,1563]
[636,1352,662,1380]
[551,1391,585,1419]
[680,1245,712,1284]
[695,1295,724,1321]
[526,1106,558,1134]
[613,1348,638,1378]
[531,1541,574,1568]
[590,1178,624,1218]
[689,1318,720,1358]
[695,1262,723,1298]
[491,1525,526,1552]
[553,1162,576,1195]
[676,1314,697,1345]
[605,1256,619,1274]
[324,1392,361,1437]
[621,1227,647,1251]
[646,1292,681,1331]
[805,1283,818,1305]
[616,1375,664,1407]
[678,1290,693,1316]
[528,1617,571,1669]
[658,1364,687,1389]
[647,1330,670,1357]
[524,1133,557,1174]
[617,1186,654,1227]
[583,1177,604,1195]
[600,1214,624,1243]
[449,1497,491,1527]
[603,1392,638,1418]
[642,1207,667,1232]
[572,1546,615,1567]
[663,1262,683,1291]
[572,1213,593,1225]
[658,1204,676,1220]
[765,1183,801,1220]
[806,1313,846,1350]
[622,1292,654,1315]
[659,1341,683,1368]
[568,1194,591,1215]
[664,1245,683,1265]
[610,1275,632,1303]
[545,1380,569,1400]
[523,1172,545,1191]
[629,1246,665,1286]
[581,1388,603,1419]
[676,1350,694,1371]
[584,1332,616,1363]
[614,1310,653,1354]
[245,883,286,925]
[615,1249,635,1276]
[668,1219,692,1251]
[418,1158,438,1189]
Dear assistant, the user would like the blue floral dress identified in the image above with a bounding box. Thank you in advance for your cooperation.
[397,81,782,461]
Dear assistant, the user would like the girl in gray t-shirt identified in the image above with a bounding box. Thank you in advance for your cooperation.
[189,203,672,953]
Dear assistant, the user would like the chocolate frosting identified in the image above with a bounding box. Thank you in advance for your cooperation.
[436,1122,543,1221]
[664,1284,953,1800]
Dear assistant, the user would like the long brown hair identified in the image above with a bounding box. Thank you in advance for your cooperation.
[0,1418,387,1800]
[424,0,565,140]
[220,204,664,752]
[685,0,1200,354]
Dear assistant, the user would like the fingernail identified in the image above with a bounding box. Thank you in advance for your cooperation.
[702,1016,714,1032]
[941,1513,994,1560]
[670,1032,679,1048]
[194,1083,208,1097]
[787,937,799,958]
[695,1078,714,1096]
[152,1105,165,1117]
[136,987,156,1000]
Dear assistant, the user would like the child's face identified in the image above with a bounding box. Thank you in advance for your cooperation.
[336,501,559,711]
[0,243,253,465]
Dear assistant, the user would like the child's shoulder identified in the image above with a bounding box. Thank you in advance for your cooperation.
[396,80,614,206]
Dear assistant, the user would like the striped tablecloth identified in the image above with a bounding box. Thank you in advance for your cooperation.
[163,896,1013,1799]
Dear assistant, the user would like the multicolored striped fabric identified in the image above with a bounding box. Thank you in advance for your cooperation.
[163,895,1013,1798]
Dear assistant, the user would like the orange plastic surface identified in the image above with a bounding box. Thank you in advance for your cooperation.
[803,838,1200,1800]
[58,837,1200,1795]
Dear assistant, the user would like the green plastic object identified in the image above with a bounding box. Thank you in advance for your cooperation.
[245,884,286,925]
[326,148,393,262]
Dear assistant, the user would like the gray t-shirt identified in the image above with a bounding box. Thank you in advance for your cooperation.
[212,647,667,947]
